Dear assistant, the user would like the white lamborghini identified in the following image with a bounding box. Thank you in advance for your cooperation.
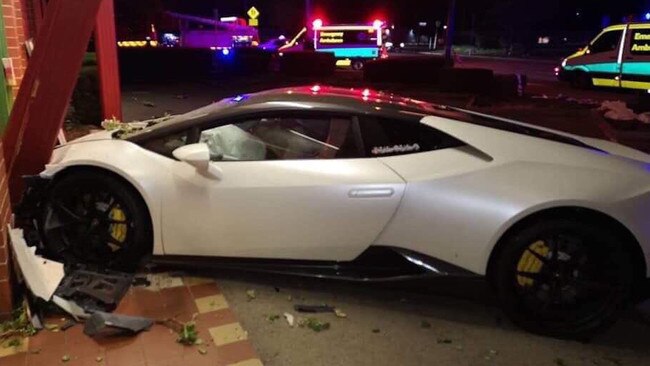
[19,86,650,338]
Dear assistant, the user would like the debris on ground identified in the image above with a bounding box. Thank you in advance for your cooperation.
[175,320,199,346]
[246,289,257,302]
[142,101,156,108]
[299,318,330,332]
[266,314,281,322]
[598,100,649,124]
[143,273,183,292]
[95,356,103,363]
[84,312,153,338]
[9,228,65,301]
[0,305,37,344]
[334,309,347,318]
[55,268,133,313]
[372,328,381,334]
[198,348,208,355]
[283,313,295,327]
[420,320,431,329]
[294,304,335,314]
[287,295,293,302]
[437,338,453,344]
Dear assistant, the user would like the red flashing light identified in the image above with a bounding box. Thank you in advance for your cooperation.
[373,19,384,30]
[312,19,323,29]
[311,85,321,93]
[362,89,371,97]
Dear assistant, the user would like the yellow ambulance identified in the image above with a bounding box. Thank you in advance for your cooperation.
[558,23,650,91]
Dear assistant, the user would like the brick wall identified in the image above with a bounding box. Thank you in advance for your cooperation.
[0,0,29,318]
[2,0,29,97]
[0,141,13,318]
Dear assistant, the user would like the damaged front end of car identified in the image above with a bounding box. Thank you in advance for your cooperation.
[13,175,53,254]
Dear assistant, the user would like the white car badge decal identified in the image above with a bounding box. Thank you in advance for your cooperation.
[372,143,421,156]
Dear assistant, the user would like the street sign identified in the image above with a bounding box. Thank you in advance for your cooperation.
[247,6,260,20]
[249,18,259,27]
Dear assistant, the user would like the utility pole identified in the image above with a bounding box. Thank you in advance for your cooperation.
[444,0,457,65]
[305,0,312,23]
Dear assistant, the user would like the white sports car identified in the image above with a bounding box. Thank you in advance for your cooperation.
[19,86,650,338]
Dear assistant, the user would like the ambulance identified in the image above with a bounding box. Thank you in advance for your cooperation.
[558,23,650,91]
[279,20,388,70]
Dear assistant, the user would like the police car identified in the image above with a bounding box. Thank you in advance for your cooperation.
[558,23,650,91]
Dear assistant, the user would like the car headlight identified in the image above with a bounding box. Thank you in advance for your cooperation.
[561,59,567,67]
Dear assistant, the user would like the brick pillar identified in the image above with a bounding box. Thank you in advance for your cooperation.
[0,141,13,318]
[0,0,30,318]
[2,0,30,97]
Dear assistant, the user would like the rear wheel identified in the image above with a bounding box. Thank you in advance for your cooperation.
[493,218,634,339]
[41,171,151,272]
[352,59,365,71]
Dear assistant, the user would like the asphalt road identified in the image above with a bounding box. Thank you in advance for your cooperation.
[213,271,650,366]
[448,54,641,103]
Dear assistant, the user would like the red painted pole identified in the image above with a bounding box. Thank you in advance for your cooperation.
[95,0,122,121]
[2,0,103,203]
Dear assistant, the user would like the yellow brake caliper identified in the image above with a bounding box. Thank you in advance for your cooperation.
[108,206,128,252]
[517,240,550,287]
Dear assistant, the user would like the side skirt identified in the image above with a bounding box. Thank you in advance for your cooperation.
[152,246,479,283]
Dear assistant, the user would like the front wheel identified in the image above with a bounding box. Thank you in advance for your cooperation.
[493,218,634,339]
[41,171,152,272]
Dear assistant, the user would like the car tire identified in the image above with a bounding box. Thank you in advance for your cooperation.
[41,170,152,272]
[571,71,592,89]
[493,218,634,339]
[352,59,365,71]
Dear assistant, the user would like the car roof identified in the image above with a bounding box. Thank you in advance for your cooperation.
[126,85,440,142]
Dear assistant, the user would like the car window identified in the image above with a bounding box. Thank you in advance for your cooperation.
[199,117,360,161]
[630,30,650,55]
[589,30,622,54]
[141,130,190,158]
[360,118,464,157]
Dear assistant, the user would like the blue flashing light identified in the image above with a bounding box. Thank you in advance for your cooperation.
[232,95,247,103]
[645,12,650,21]
[222,48,231,56]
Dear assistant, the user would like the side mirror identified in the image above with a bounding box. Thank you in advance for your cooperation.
[173,143,223,180]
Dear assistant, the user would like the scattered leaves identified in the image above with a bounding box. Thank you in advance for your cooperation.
[0,305,37,341]
[372,328,381,334]
[334,309,347,318]
[95,356,103,363]
[142,101,156,108]
[437,338,453,344]
[6,338,21,347]
[302,318,330,332]
[177,322,199,346]
[62,354,71,363]
[267,314,281,322]
[198,348,208,355]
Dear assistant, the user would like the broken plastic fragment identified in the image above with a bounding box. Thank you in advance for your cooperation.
[9,228,65,301]
[283,313,295,327]
[246,290,256,301]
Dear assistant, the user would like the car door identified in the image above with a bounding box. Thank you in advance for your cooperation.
[621,25,650,90]
[568,27,625,87]
[161,113,405,261]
